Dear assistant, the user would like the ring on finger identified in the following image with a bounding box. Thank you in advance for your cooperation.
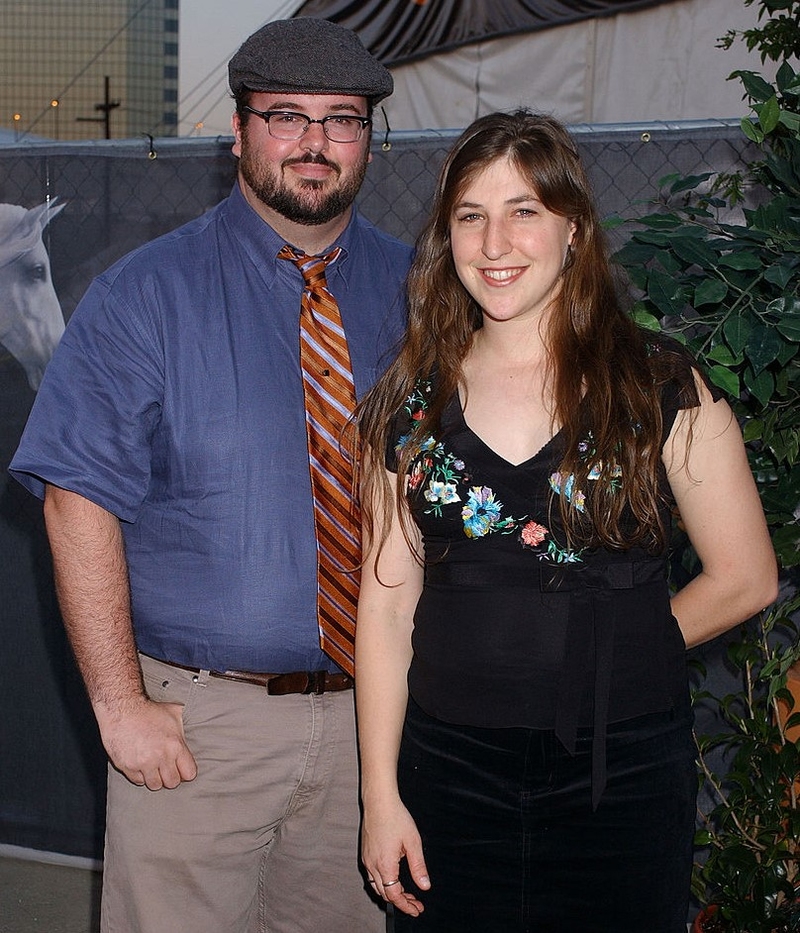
[383,879,400,887]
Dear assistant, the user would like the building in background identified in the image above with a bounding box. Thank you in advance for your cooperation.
[1,0,179,142]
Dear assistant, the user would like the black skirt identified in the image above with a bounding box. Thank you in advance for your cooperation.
[393,697,697,933]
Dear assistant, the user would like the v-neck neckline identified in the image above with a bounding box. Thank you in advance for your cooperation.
[447,393,562,470]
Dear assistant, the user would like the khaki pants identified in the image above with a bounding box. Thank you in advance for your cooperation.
[100,655,384,933]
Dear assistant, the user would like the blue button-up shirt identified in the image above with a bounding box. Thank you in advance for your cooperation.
[10,183,412,672]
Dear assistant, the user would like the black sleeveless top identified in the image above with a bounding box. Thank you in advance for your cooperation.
[387,338,718,803]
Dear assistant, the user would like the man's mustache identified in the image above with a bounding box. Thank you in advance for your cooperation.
[284,153,340,174]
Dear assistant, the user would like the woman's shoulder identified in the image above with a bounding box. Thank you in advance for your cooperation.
[386,371,438,469]
[640,328,722,411]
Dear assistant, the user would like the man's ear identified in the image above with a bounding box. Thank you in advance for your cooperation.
[232,111,243,158]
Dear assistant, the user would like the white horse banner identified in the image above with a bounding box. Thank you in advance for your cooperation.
[0,200,65,391]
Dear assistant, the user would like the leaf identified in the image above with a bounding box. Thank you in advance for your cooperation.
[718,251,763,270]
[773,524,800,568]
[778,110,800,134]
[743,419,764,442]
[742,117,765,144]
[744,367,775,407]
[708,344,740,366]
[631,308,661,331]
[770,428,800,466]
[746,326,784,375]
[695,829,714,847]
[634,213,684,230]
[694,278,729,307]
[654,248,683,275]
[718,221,769,244]
[670,173,714,195]
[749,197,797,233]
[647,268,687,316]
[628,229,672,247]
[784,711,800,731]
[776,60,798,94]
[657,172,682,190]
[777,318,800,342]
[768,296,800,317]
[624,264,649,291]
[777,340,798,366]
[734,69,778,103]
[756,95,781,134]
[612,242,657,266]
[724,316,753,356]
[672,236,719,268]
[763,263,795,289]
[708,365,741,398]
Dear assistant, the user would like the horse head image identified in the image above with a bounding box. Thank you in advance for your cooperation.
[0,199,66,390]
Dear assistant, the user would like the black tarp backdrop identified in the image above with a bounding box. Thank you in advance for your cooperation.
[0,122,755,860]
[295,0,680,66]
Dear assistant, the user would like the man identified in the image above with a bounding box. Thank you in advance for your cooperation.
[10,17,411,933]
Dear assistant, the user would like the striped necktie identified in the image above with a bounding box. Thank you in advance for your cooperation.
[278,245,359,676]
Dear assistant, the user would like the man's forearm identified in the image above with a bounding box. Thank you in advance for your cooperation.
[43,484,144,713]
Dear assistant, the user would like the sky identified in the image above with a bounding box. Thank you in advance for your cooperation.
[178,0,303,137]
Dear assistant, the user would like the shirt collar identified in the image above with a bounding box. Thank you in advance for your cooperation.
[224,181,359,288]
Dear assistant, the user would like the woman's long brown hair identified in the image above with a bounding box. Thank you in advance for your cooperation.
[358,110,672,561]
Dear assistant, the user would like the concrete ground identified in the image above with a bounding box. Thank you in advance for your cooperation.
[0,847,101,933]
[0,845,697,932]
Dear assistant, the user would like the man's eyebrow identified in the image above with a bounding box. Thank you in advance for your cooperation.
[264,101,365,116]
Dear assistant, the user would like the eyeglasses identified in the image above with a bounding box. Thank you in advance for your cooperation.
[242,107,371,143]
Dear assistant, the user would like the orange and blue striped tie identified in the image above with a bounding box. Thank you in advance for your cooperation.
[278,245,360,676]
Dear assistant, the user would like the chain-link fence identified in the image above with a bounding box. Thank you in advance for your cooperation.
[0,120,758,860]
[0,120,757,319]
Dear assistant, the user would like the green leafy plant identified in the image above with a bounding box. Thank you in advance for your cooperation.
[612,3,800,928]
[692,597,800,932]
[612,68,800,572]
[718,0,800,64]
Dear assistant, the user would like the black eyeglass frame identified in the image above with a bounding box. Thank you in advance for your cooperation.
[241,107,372,143]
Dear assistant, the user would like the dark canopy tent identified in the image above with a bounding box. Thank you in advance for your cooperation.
[293,0,768,129]
[295,0,680,65]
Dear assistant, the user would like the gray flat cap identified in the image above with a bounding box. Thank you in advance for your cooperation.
[229,17,393,104]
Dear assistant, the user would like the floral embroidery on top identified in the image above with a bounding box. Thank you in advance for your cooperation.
[520,521,548,547]
[396,380,526,537]
[518,518,582,566]
[462,486,520,539]
[548,433,622,513]
[395,378,605,562]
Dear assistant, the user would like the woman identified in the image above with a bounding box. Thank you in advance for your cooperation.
[355,111,777,932]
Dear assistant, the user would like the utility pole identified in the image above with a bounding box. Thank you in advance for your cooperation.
[76,76,120,138]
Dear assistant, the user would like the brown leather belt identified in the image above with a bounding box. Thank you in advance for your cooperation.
[148,656,353,695]
[211,669,353,695]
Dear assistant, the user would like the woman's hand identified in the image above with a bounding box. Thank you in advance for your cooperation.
[362,796,430,917]
[356,467,428,915]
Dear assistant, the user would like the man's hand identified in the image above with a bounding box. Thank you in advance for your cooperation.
[96,697,198,790]
[43,487,198,791]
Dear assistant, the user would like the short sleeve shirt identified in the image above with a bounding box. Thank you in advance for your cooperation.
[10,183,412,672]
[387,338,717,732]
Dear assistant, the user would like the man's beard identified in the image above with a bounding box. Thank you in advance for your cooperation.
[239,149,369,226]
